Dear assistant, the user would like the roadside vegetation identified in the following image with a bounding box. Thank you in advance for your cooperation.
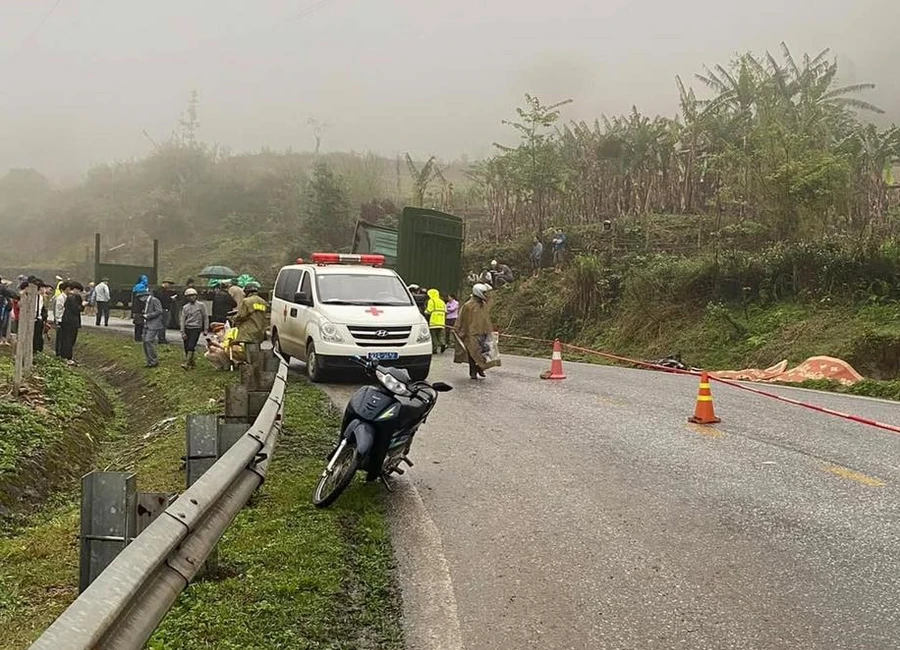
[0,351,113,521]
[0,333,400,649]
[150,380,403,650]
[1,44,899,386]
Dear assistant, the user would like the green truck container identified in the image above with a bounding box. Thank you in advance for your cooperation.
[94,233,159,307]
[352,207,464,294]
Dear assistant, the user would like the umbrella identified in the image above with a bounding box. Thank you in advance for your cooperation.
[198,265,237,279]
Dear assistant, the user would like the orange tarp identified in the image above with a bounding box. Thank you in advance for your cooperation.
[710,356,864,386]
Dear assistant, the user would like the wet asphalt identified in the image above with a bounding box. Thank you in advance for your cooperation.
[84,317,900,649]
[324,353,900,650]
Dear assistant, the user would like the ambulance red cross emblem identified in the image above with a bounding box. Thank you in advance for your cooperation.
[366,306,383,316]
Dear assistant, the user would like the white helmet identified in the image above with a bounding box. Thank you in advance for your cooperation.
[472,283,493,300]
[184,288,198,297]
[491,259,498,267]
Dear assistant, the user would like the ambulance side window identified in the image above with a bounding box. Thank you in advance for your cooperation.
[300,272,312,304]
[275,269,302,302]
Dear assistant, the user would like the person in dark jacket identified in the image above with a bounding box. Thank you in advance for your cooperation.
[155,281,175,344]
[131,275,149,341]
[139,289,165,367]
[59,282,84,364]
[211,283,237,327]
[33,280,50,354]
[408,284,428,315]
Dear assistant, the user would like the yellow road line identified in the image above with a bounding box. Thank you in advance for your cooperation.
[823,464,886,487]
[686,423,724,439]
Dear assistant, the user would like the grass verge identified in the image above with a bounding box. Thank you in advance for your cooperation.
[0,331,235,648]
[149,379,404,650]
[1,332,402,649]
[0,350,113,519]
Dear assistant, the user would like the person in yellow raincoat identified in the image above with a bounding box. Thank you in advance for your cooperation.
[205,322,245,370]
[453,283,500,379]
[233,282,269,345]
[424,288,446,354]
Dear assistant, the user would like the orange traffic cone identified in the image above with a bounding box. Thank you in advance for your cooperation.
[540,339,567,380]
[688,371,721,424]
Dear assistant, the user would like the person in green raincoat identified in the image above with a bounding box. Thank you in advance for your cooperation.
[453,283,500,379]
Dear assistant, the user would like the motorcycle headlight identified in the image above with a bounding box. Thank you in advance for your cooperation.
[415,323,432,343]
[376,369,412,397]
[320,320,343,342]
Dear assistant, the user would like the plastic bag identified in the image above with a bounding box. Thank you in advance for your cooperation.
[481,331,501,364]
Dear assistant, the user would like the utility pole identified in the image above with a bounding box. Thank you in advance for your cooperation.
[13,283,38,396]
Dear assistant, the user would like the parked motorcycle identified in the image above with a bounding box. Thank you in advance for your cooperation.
[312,356,452,508]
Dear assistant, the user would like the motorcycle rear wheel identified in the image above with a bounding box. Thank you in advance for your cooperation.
[313,441,360,508]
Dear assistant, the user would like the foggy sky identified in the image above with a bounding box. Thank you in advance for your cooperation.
[1,0,898,183]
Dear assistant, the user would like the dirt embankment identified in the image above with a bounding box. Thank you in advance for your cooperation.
[0,345,173,523]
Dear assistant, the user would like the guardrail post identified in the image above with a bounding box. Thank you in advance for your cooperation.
[135,492,174,535]
[264,352,281,372]
[218,417,250,456]
[79,471,137,592]
[186,414,219,488]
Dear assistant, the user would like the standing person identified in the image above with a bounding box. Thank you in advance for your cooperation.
[551,228,567,272]
[453,283,500,379]
[131,275,149,342]
[424,289,446,354]
[94,277,111,326]
[444,293,459,351]
[226,279,245,307]
[211,282,237,327]
[33,281,50,354]
[408,285,428,315]
[52,281,68,356]
[85,282,96,317]
[531,235,544,277]
[0,278,12,347]
[59,282,84,365]
[233,282,268,344]
[155,281,175,344]
[139,289,165,368]
[180,288,208,369]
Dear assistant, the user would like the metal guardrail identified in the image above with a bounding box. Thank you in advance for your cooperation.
[29,357,289,650]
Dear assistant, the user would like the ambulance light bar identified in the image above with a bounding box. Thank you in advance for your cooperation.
[311,252,385,267]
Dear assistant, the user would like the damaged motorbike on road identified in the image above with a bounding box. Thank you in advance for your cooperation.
[312,356,452,508]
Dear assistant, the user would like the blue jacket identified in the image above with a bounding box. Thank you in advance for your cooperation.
[132,275,149,294]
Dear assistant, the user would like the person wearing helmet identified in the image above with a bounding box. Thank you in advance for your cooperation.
[489,259,514,287]
[233,281,269,345]
[226,278,245,306]
[453,283,500,379]
[180,287,209,369]
[408,284,428,314]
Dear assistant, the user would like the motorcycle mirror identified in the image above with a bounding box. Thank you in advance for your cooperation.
[431,382,453,392]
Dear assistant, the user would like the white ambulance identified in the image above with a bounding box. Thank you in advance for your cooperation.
[269,252,433,382]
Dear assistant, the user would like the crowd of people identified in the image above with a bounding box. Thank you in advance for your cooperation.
[129,277,269,370]
[0,274,86,366]
[0,273,269,373]
[467,228,569,289]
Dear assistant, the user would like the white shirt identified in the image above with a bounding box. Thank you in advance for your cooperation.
[94,281,110,303]
[53,293,66,323]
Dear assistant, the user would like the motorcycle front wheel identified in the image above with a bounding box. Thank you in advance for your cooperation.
[313,441,360,508]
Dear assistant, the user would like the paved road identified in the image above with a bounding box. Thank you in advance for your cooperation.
[320,353,900,650]
[83,319,900,648]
